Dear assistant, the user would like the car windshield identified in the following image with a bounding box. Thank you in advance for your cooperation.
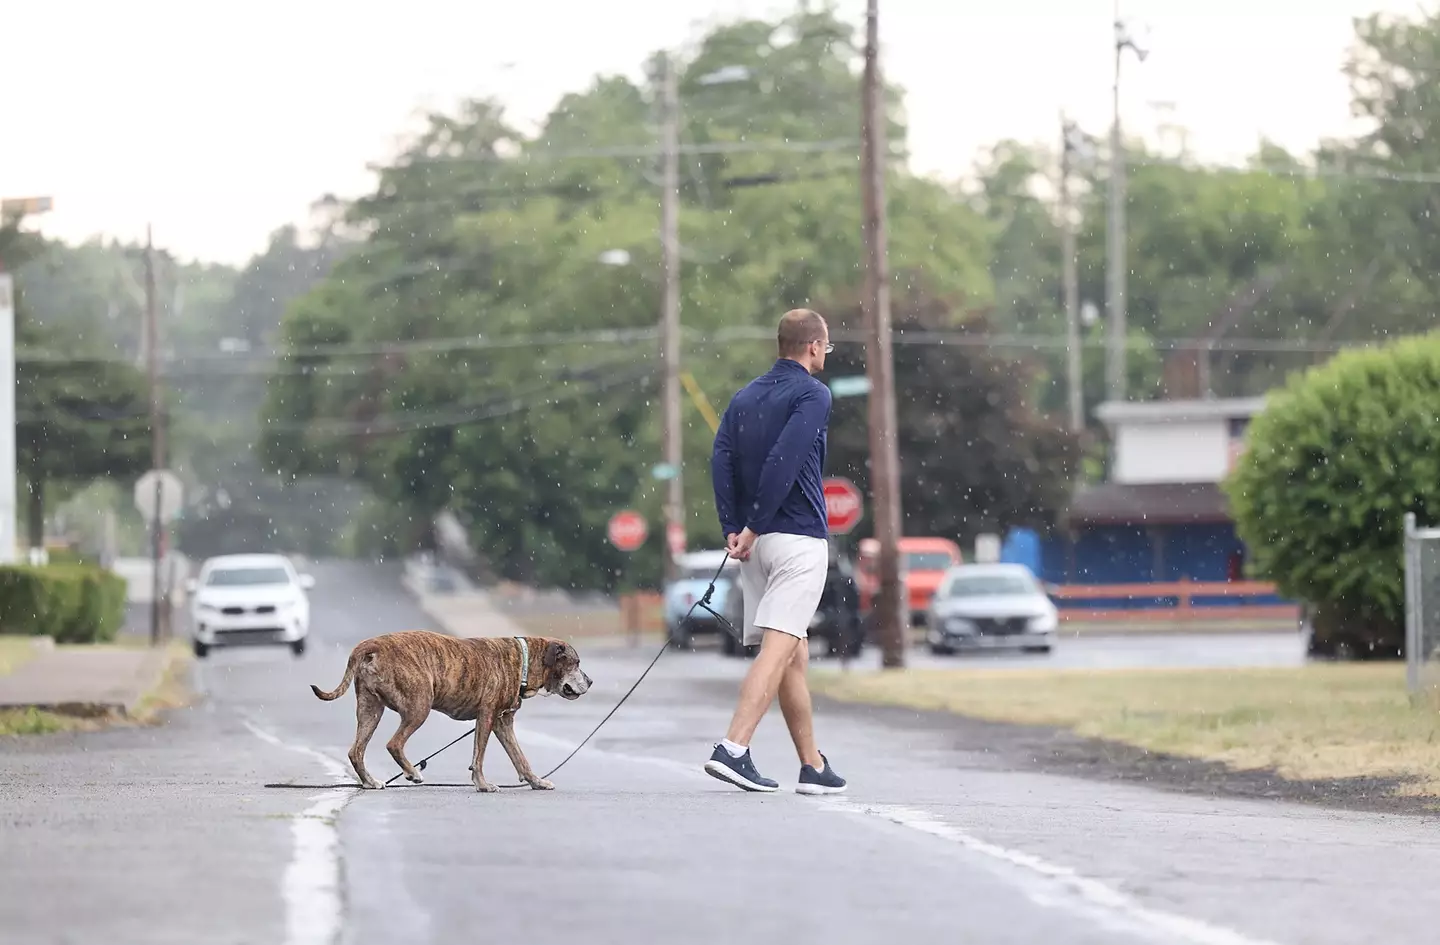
[205,566,291,587]
[945,573,1036,597]
[907,552,955,571]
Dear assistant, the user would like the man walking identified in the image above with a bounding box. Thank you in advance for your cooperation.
[703,308,848,795]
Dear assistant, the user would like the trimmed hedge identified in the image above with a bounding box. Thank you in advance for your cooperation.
[1224,332,1440,653]
[0,564,127,643]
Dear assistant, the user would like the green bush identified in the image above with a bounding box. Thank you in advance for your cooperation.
[0,563,127,643]
[1224,333,1440,652]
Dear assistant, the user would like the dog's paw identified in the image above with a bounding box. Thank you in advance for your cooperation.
[473,780,499,793]
[361,781,385,791]
[529,778,555,791]
[405,772,424,784]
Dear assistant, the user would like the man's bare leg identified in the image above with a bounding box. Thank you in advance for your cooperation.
[723,629,802,746]
[778,640,823,769]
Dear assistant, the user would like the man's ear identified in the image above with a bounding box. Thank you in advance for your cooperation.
[543,640,565,668]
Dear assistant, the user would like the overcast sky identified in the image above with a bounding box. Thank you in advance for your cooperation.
[1,0,1403,266]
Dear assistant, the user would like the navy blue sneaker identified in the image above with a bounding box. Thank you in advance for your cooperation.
[796,753,847,795]
[704,744,779,792]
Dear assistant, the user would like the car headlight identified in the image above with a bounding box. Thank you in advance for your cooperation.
[196,602,218,612]
[1028,612,1058,632]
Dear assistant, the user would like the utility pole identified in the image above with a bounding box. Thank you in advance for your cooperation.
[1061,115,1083,433]
[860,0,905,669]
[144,225,165,645]
[1106,9,1147,404]
[0,265,14,568]
[658,52,685,586]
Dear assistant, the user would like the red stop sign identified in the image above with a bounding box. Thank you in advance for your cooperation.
[607,510,648,552]
[822,477,864,534]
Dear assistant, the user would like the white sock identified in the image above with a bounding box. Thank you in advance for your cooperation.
[721,738,747,758]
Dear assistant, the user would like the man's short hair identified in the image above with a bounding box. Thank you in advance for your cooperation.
[777,308,827,357]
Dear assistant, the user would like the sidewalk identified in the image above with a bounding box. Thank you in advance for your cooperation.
[401,557,525,638]
[0,641,173,717]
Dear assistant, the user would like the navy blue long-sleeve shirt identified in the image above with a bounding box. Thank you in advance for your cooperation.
[711,358,832,541]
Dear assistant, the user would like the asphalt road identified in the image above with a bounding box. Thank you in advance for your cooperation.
[2,561,1435,945]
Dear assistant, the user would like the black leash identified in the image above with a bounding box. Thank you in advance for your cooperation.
[384,552,739,789]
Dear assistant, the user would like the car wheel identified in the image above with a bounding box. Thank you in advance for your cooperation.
[291,638,307,657]
[193,640,209,659]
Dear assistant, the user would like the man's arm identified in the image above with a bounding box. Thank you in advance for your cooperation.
[710,405,742,539]
[744,384,831,533]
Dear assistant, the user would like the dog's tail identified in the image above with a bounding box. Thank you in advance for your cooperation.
[310,647,365,701]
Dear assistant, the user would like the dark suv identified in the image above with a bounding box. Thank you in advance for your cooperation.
[721,546,864,660]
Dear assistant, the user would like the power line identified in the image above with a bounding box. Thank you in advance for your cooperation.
[266,361,657,436]
[385,138,865,168]
[1129,153,1440,187]
[14,324,1396,368]
[16,327,661,366]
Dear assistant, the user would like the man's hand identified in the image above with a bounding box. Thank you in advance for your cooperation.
[728,527,758,562]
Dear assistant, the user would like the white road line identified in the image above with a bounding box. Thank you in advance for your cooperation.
[518,725,1282,945]
[819,800,1285,945]
[243,719,358,945]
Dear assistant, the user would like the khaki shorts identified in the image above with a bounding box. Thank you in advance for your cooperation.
[739,533,829,646]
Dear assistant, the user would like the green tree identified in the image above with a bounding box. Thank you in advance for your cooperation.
[1,223,152,549]
[260,5,1004,588]
[1223,333,1440,655]
[822,292,1081,545]
[17,330,151,547]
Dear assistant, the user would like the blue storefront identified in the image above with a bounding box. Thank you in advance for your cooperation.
[1001,481,1287,614]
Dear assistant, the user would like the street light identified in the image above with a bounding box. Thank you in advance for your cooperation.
[696,65,752,86]
[652,57,755,584]
[1105,9,1149,404]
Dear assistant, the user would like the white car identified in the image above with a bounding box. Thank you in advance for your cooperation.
[186,554,314,658]
[925,563,1058,656]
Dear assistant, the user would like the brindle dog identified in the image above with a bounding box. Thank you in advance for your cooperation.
[311,630,592,792]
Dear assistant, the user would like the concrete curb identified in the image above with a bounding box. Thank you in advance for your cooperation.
[0,646,174,719]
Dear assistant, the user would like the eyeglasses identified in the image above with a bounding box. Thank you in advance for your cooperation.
[813,340,835,353]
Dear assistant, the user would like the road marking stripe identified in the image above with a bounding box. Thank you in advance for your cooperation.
[243,719,358,945]
[518,725,1281,945]
[819,801,1284,945]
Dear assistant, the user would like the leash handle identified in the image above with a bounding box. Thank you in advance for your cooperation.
[387,553,734,789]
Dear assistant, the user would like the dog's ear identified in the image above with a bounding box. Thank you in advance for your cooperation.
[542,640,565,668]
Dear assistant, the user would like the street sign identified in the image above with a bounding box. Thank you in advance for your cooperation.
[134,469,184,524]
[607,510,648,552]
[0,196,53,218]
[822,477,864,535]
[828,375,871,398]
[666,521,686,557]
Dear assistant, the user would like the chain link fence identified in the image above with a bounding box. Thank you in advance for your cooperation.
[1403,513,1440,694]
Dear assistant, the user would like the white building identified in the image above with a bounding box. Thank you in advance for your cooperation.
[1051,396,1270,585]
[1094,396,1266,486]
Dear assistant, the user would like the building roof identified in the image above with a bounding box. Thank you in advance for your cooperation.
[1064,481,1233,527]
[1093,396,1267,426]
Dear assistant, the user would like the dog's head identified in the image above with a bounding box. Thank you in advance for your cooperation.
[541,639,592,700]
